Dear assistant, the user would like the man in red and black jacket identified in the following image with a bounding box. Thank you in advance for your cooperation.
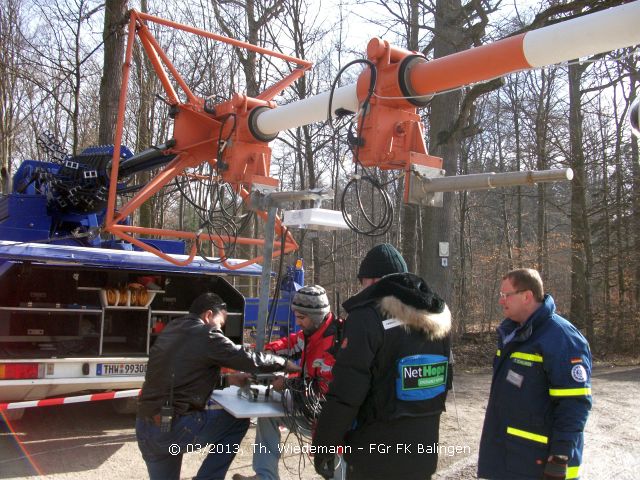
[233,285,343,480]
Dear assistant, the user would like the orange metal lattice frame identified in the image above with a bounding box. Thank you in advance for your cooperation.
[104,10,311,268]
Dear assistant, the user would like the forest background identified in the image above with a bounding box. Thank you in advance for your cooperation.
[1,0,638,357]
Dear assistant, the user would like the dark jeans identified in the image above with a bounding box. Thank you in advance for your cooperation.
[136,409,249,480]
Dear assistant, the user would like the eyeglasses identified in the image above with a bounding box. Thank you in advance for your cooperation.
[498,290,524,300]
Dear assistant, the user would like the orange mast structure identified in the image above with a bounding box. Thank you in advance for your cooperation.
[104,10,312,268]
[104,3,640,267]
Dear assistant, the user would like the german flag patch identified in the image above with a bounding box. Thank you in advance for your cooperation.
[570,357,583,364]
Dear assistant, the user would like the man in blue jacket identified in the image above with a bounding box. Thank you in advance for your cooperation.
[478,268,592,480]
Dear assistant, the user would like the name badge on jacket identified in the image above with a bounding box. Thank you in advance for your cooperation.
[506,369,524,388]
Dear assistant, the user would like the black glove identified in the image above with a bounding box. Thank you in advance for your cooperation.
[314,452,335,479]
[543,455,568,480]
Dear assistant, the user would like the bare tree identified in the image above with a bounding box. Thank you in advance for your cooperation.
[98,0,128,145]
[19,0,104,153]
[568,60,594,338]
[419,0,464,303]
[212,0,285,97]
[0,0,26,193]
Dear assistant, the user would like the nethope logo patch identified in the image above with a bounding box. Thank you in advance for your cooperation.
[571,364,587,382]
[402,362,447,390]
[397,354,448,401]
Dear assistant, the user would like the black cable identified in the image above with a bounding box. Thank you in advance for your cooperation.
[326,59,395,236]
[172,173,242,262]
[173,171,253,260]
[216,182,255,228]
[173,175,210,212]
[340,174,394,236]
[266,224,288,343]
[196,215,238,264]
[194,187,245,263]
[280,376,326,442]
[326,59,377,133]
[215,113,237,175]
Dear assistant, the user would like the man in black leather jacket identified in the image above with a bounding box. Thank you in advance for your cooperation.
[313,244,452,480]
[136,292,298,480]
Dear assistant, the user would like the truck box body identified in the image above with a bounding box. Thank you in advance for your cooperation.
[0,241,263,403]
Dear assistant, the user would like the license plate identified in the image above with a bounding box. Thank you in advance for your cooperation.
[97,363,147,376]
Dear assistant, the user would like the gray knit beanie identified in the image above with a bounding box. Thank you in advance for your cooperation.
[292,285,330,326]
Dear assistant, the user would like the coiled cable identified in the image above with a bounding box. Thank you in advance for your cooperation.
[327,60,395,236]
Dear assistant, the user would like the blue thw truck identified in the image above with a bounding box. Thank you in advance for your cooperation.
[0,144,300,419]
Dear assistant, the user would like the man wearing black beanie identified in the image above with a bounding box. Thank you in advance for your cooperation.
[357,243,409,279]
[313,244,452,480]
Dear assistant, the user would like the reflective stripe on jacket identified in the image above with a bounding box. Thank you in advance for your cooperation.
[478,295,592,480]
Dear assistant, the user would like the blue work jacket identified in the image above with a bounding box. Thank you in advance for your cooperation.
[477,295,592,480]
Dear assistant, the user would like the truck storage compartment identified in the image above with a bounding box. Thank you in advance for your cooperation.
[149,272,244,345]
[0,308,101,357]
[101,308,148,355]
[0,263,102,358]
[0,262,246,359]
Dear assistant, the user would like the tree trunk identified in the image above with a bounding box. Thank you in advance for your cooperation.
[568,61,594,339]
[509,79,524,257]
[0,0,20,194]
[598,98,612,348]
[628,68,640,306]
[534,70,550,274]
[134,0,154,229]
[614,151,626,349]
[630,73,640,353]
[456,145,469,334]
[419,0,463,303]
[400,0,422,272]
[98,0,128,145]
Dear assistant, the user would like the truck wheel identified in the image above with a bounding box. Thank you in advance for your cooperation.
[2,408,26,421]
[112,397,138,415]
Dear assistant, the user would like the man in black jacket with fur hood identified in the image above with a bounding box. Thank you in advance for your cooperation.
[313,244,452,480]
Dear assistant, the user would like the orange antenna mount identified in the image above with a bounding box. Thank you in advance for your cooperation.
[250,3,640,204]
[104,10,312,268]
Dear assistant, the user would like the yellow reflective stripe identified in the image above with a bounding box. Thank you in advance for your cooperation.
[567,465,580,479]
[506,426,548,444]
[549,387,592,397]
[496,349,501,357]
[510,352,543,363]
